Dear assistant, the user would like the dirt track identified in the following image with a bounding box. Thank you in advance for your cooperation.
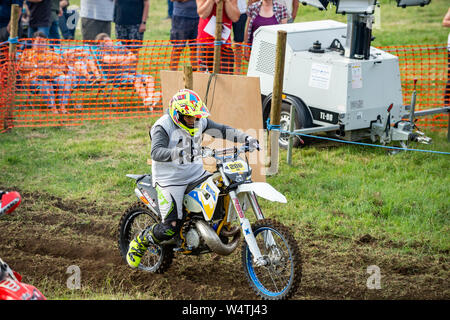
[0,189,448,300]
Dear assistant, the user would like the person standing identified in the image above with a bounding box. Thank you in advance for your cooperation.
[196,0,240,74]
[80,0,114,41]
[232,0,247,74]
[167,0,173,19]
[48,0,60,40]
[0,0,24,43]
[114,0,149,50]
[443,7,450,107]
[58,0,77,40]
[244,0,287,58]
[19,31,71,113]
[169,0,199,71]
[26,0,52,38]
[277,0,297,23]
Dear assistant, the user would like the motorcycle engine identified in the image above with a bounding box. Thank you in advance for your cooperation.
[185,228,201,249]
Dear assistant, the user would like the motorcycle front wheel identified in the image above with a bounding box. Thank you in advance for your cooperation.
[241,219,302,300]
[117,202,174,274]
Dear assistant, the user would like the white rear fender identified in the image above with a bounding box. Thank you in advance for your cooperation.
[236,182,287,203]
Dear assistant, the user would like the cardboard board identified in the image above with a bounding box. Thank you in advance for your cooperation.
[160,70,266,182]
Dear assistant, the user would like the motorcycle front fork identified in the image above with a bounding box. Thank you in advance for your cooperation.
[228,190,273,267]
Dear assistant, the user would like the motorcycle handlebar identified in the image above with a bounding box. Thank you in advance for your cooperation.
[202,145,252,159]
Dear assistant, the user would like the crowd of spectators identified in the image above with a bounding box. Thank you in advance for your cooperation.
[0,0,299,113]
[1,0,298,61]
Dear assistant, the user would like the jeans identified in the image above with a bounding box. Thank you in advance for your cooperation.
[445,51,450,106]
[28,26,50,38]
[48,20,61,40]
[29,75,72,109]
[59,7,77,40]
[167,0,173,18]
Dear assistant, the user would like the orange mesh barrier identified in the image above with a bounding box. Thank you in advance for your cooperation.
[0,38,249,130]
[380,44,449,128]
[0,39,448,131]
[1,44,13,132]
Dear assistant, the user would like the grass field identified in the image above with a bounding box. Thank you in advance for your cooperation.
[0,0,449,301]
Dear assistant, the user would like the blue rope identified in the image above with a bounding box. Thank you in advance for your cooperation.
[266,119,281,131]
[0,37,19,46]
[266,118,450,155]
[8,37,18,44]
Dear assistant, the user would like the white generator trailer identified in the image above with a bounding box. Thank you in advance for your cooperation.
[247,0,432,149]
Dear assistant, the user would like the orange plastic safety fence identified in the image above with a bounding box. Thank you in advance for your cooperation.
[0,37,249,130]
[0,39,448,130]
[1,45,14,132]
[380,44,449,128]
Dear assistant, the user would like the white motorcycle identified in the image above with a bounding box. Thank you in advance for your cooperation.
[118,144,302,299]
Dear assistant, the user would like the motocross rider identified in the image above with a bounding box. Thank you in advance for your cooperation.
[126,89,259,268]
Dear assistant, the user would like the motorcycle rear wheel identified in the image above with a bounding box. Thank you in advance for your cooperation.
[241,218,302,300]
[117,202,174,274]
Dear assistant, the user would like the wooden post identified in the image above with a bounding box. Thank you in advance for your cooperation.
[213,0,223,74]
[266,30,287,174]
[3,4,20,131]
[183,65,193,90]
[270,30,287,128]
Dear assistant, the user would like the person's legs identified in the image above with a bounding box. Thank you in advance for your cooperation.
[186,18,199,71]
[133,74,161,108]
[445,51,450,106]
[54,73,81,113]
[126,184,187,268]
[198,45,214,73]
[48,19,61,40]
[133,76,146,100]
[116,24,143,54]
[32,78,57,113]
[67,8,78,39]
[142,75,161,106]
[221,45,235,74]
[82,18,111,41]
[232,13,247,74]
[167,0,173,19]
[28,26,50,38]
[169,16,188,71]
[58,7,71,40]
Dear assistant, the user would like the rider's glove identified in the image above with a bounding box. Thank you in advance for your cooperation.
[245,136,260,152]
[170,147,185,164]
[201,147,214,158]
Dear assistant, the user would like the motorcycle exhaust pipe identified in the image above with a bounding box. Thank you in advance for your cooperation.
[195,220,241,256]
[220,225,240,238]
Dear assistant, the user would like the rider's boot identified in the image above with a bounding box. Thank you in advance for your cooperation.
[126,225,158,268]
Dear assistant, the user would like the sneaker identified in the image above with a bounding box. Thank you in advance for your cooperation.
[126,226,156,268]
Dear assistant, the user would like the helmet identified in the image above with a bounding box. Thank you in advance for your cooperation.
[169,89,210,136]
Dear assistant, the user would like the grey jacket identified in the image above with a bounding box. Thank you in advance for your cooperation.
[150,112,248,187]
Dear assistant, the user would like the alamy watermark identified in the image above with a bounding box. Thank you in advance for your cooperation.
[66,265,81,290]
[366,265,382,290]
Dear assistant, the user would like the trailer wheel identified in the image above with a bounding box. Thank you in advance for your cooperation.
[279,102,312,149]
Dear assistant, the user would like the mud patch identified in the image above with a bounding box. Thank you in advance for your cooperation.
[358,234,377,244]
[0,188,449,300]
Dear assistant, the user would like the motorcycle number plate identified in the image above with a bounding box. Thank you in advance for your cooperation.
[226,161,245,173]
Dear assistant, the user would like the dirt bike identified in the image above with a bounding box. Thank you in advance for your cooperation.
[118,144,302,300]
[0,191,46,300]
